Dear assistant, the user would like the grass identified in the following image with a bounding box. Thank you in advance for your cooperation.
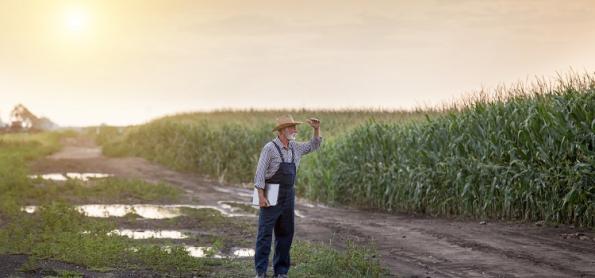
[0,202,208,274]
[0,131,201,274]
[0,131,183,209]
[291,240,387,277]
[1,202,385,276]
[0,131,72,216]
[0,131,202,274]
[204,239,388,278]
[25,177,183,204]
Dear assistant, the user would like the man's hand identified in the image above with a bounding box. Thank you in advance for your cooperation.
[306,117,320,129]
[258,190,270,208]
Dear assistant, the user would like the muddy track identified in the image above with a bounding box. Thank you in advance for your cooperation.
[29,136,595,277]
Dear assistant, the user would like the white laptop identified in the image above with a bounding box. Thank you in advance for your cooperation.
[252,184,279,206]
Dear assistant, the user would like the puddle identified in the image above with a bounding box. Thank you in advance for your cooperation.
[213,186,234,194]
[218,201,258,214]
[29,173,68,181]
[231,247,255,257]
[109,229,189,239]
[211,185,310,218]
[237,191,253,198]
[181,246,225,258]
[165,245,254,258]
[213,186,253,198]
[66,172,112,180]
[218,200,305,217]
[92,230,255,258]
[23,204,257,219]
[114,231,255,258]
[29,172,113,181]
[23,203,302,218]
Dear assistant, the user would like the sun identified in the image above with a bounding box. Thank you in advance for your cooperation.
[64,7,89,33]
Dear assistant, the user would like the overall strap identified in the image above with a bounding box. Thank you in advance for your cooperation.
[272,141,285,163]
[272,141,294,163]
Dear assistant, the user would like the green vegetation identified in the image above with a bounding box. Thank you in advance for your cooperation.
[0,131,200,274]
[0,131,70,215]
[26,177,183,204]
[207,239,387,278]
[0,202,209,274]
[301,75,594,227]
[95,110,436,183]
[291,240,386,277]
[96,73,595,227]
[1,202,383,276]
[0,131,183,212]
[0,131,387,276]
[0,132,205,274]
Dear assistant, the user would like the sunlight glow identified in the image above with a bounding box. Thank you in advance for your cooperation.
[64,7,89,33]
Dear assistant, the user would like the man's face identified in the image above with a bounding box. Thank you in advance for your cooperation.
[282,126,298,141]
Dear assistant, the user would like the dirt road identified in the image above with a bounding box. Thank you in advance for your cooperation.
[29,136,595,277]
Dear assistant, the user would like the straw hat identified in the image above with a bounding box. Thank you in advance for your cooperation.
[272,115,303,132]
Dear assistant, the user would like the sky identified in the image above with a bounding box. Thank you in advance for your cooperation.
[1,0,594,126]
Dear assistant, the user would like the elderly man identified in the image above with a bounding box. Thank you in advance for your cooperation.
[254,115,322,278]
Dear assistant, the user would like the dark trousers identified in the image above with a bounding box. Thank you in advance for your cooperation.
[254,185,295,275]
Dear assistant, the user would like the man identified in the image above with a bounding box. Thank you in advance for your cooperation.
[254,115,322,278]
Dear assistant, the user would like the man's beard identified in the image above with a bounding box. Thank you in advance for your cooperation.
[284,130,297,141]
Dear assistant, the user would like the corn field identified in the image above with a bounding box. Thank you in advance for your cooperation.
[300,74,595,227]
[98,73,595,227]
[98,110,429,183]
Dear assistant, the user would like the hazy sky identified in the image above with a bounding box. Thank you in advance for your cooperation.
[1,0,594,126]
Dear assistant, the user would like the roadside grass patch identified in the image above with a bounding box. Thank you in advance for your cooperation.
[291,240,387,277]
[26,177,183,204]
[2,203,385,276]
[0,202,207,274]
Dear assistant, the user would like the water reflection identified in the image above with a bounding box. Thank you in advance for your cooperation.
[218,200,258,214]
[104,230,255,258]
[213,186,253,198]
[29,173,68,181]
[231,247,256,257]
[67,172,112,180]
[22,203,257,219]
[109,229,189,239]
[166,245,254,258]
[180,246,224,258]
[29,172,112,181]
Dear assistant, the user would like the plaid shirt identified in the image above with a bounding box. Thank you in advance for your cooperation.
[254,136,322,189]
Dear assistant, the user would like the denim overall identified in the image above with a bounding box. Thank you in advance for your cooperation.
[255,141,296,275]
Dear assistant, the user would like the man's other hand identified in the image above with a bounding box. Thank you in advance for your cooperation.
[259,192,270,208]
